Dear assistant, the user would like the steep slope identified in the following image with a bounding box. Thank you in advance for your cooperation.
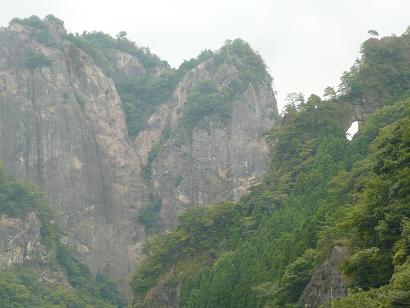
[0,162,126,307]
[131,28,410,307]
[0,15,279,284]
[135,40,279,232]
[339,28,410,122]
[0,16,146,281]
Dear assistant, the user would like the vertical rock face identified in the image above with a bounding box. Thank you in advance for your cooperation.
[301,246,348,308]
[0,210,70,285]
[0,16,279,282]
[0,20,145,280]
[141,62,278,230]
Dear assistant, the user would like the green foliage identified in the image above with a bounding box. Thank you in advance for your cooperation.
[176,99,354,307]
[214,39,272,87]
[342,247,392,289]
[132,201,241,303]
[350,100,410,157]
[182,80,231,130]
[117,50,222,136]
[141,135,169,182]
[117,71,178,136]
[327,261,410,307]
[134,98,349,307]
[338,30,410,104]
[69,33,270,138]
[118,39,269,136]
[0,162,58,248]
[0,267,124,308]
[178,49,214,73]
[132,88,410,307]
[180,252,239,308]
[81,36,269,137]
[68,30,166,76]
[56,244,91,288]
[0,162,42,218]
[180,39,271,132]
[0,162,126,307]
[12,15,64,49]
[132,98,354,307]
[13,17,272,141]
[12,15,48,31]
[323,86,337,100]
[69,31,182,137]
[336,114,410,290]
[44,14,65,27]
[137,194,162,234]
[95,272,128,307]
[268,250,318,306]
[25,49,52,70]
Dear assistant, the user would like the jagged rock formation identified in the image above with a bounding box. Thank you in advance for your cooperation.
[301,246,348,308]
[0,212,44,268]
[0,18,146,281]
[0,15,279,283]
[0,211,70,286]
[137,56,278,231]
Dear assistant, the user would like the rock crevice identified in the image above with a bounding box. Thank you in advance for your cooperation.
[0,18,280,282]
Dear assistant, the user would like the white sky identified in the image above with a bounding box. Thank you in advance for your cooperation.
[0,0,409,109]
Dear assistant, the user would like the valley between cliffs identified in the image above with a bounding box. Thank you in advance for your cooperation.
[2,15,407,308]
[0,15,279,284]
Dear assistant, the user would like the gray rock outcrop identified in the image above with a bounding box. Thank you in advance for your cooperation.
[301,245,348,308]
[0,19,146,281]
[0,16,279,283]
[0,212,44,268]
[137,57,278,231]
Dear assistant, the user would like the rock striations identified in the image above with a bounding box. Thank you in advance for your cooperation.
[0,15,279,283]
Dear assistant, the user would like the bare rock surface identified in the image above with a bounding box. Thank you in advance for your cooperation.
[0,20,146,281]
[301,245,348,308]
[0,17,279,284]
[0,212,43,268]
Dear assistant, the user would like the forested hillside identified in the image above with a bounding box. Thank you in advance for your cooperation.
[1,14,409,308]
[132,28,410,307]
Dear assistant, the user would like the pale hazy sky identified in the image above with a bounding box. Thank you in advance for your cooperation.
[1,0,409,109]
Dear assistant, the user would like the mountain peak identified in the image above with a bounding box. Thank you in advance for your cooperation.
[10,15,67,36]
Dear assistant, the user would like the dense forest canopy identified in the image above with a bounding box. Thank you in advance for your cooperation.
[131,28,410,307]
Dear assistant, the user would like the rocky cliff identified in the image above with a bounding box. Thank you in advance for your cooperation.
[0,15,279,283]
[0,211,70,286]
[0,17,146,282]
[136,47,278,232]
